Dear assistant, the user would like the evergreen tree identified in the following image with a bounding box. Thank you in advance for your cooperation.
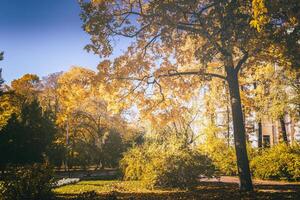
[0,99,57,167]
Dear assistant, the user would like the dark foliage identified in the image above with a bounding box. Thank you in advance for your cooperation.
[0,99,57,167]
[0,164,55,200]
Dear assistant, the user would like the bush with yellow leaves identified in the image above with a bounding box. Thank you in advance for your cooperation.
[120,136,216,189]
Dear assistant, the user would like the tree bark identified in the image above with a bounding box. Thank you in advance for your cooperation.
[227,70,253,191]
[279,116,288,144]
[258,121,263,148]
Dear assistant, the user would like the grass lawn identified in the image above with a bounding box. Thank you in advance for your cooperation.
[54,179,300,200]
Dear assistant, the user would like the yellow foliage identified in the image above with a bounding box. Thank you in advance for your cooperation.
[250,0,269,32]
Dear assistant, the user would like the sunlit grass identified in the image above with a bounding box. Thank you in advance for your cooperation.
[53,180,184,195]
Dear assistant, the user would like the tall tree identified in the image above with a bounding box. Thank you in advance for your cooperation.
[39,72,62,114]
[244,63,298,144]
[11,74,40,107]
[0,99,56,167]
[55,67,130,168]
[81,0,289,190]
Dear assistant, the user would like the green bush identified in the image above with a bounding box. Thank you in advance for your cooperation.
[0,164,55,200]
[251,143,300,181]
[120,137,216,189]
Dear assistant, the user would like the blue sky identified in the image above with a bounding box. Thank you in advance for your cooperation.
[0,0,129,83]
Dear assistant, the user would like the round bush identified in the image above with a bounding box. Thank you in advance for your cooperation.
[120,138,216,189]
[251,143,300,181]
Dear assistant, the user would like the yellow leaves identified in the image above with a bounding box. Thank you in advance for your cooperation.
[97,60,111,75]
[250,0,269,32]
[0,95,18,129]
[84,24,91,33]
[56,67,96,124]
[91,0,107,6]
[11,73,40,103]
[289,17,298,26]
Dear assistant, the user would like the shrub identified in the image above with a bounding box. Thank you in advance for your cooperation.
[0,164,55,200]
[198,123,257,176]
[120,137,216,189]
[251,143,300,181]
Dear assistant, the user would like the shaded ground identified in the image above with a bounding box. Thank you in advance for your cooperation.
[55,168,118,180]
[54,178,300,200]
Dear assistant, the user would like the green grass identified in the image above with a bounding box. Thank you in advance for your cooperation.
[54,180,300,200]
[54,180,182,194]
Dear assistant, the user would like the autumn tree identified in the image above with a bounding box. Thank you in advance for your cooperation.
[0,52,13,129]
[39,72,62,114]
[55,67,131,168]
[243,63,299,145]
[250,0,300,69]
[80,0,299,191]
[80,0,255,190]
[250,0,299,145]
[1,74,39,129]
[11,74,40,107]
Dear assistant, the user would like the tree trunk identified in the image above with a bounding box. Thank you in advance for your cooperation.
[253,83,263,148]
[227,70,253,191]
[279,116,288,144]
[227,104,231,147]
[258,121,263,148]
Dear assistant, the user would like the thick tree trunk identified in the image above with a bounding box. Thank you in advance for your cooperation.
[258,121,263,148]
[279,116,288,144]
[227,71,253,191]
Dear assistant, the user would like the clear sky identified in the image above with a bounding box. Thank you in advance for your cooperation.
[0,0,129,83]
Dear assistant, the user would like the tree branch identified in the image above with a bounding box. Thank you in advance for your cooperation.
[235,51,248,73]
[157,70,226,80]
[177,24,229,57]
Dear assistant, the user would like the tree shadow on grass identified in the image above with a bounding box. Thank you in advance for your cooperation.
[56,181,300,200]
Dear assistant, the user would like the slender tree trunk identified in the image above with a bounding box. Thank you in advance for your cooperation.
[227,104,231,147]
[227,70,253,191]
[253,83,263,148]
[279,116,288,144]
[258,121,263,148]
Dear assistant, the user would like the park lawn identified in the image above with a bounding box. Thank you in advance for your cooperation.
[54,179,300,200]
[53,180,183,194]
